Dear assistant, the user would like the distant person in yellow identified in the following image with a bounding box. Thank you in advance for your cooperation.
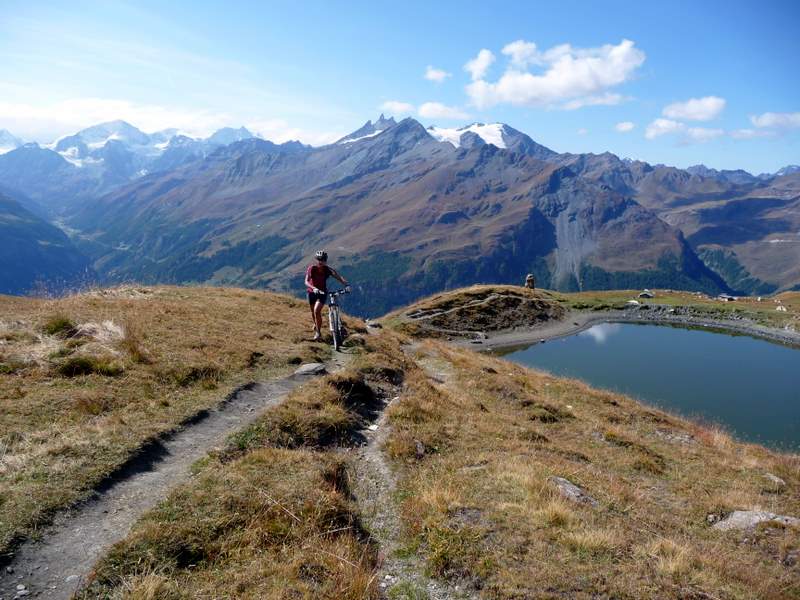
[304,250,349,340]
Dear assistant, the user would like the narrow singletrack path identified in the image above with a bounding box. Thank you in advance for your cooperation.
[0,355,347,600]
[349,338,478,600]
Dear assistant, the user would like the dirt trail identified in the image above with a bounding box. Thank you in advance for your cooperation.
[349,341,478,600]
[0,355,349,600]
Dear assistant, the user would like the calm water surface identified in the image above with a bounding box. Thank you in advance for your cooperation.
[498,323,800,451]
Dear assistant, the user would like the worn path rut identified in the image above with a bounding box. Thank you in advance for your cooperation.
[0,356,346,600]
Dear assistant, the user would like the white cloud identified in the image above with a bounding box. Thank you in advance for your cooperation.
[380,100,415,114]
[501,40,538,68]
[464,49,495,81]
[418,102,471,120]
[0,97,232,141]
[561,93,625,110]
[615,121,635,132]
[579,323,621,344]
[424,65,451,83]
[730,128,772,140]
[662,96,725,121]
[247,118,342,146]
[645,118,724,144]
[685,127,724,143]
[750,111,800,129]
[0,97,341,146]
[577,128,589,135]
[465,39,645,110]
[645,118,685,139]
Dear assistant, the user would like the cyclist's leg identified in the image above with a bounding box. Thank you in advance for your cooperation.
[307,292,318,331]
[313,299,325,333]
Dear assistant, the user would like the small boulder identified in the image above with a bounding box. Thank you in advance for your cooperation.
[712,510,800,531]
[293,363,327,376]
[549,476,599,508]
[763,472,786,489]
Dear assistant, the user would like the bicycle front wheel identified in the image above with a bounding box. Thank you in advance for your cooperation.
[330,307,342,351]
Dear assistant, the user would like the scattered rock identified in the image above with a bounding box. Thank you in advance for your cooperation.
[549,476,599,508]
[367,424,379,431]
[654,428,694,444]
[712,510,800,531]
[65,574,79,583]
[293,362,327,376]
[762,472,786,488]
[414,440,426,459]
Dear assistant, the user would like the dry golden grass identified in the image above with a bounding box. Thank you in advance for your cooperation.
[80,447,378,600]
[384,340,800,599]
[0,285,329,557]
[78,335,404,599]
[5,284,799,598]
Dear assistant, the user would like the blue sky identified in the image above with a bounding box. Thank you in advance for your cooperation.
[1,0,798,173]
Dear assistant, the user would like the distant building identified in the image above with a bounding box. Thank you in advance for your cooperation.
[638,289,655,298]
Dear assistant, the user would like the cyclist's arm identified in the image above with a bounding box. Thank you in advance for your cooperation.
[329,267,348,286]
[304,267,320,293]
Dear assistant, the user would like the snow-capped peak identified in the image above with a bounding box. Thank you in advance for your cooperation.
[336,115,397,144]
[338,129,385,144]
[428,123,507,149]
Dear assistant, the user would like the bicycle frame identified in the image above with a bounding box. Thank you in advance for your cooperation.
[327,288,349,351]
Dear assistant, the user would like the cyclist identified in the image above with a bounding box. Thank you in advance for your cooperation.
[305,250,349,341]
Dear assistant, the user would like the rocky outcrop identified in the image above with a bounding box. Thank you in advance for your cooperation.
[712,510,799,531]
[549,476,599,508]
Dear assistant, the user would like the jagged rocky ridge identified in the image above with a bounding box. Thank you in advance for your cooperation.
[1,117,798,313]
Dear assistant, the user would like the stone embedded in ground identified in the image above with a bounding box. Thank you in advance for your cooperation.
[414,440,426,459]
[713,510,800,531]
[549,476,599,507]
[762,472,786,488]
[293,363,327,376]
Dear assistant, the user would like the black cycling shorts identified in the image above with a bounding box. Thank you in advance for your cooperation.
[308,290,326,306]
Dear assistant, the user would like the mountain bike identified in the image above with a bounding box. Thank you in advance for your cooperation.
[327,287,351,351]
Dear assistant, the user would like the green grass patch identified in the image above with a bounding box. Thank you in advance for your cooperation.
[42,315,77,337]
[56,356,123,377]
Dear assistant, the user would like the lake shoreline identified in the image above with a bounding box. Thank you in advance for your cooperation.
[467,306,800,352]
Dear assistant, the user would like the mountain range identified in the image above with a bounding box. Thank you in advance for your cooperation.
[0,117,798,313]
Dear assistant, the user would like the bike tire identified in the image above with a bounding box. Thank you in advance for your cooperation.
[330,307,342,351]
[332,325,342,351]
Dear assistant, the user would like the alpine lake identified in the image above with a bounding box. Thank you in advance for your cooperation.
[496,322,800,452]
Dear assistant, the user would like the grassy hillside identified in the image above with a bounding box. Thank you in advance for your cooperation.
[3,285,798,598]
[0,286,330,558]
[562,288,800,329]
[389,285,800,335]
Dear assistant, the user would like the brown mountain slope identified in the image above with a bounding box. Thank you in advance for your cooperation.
[71,119,726,316]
